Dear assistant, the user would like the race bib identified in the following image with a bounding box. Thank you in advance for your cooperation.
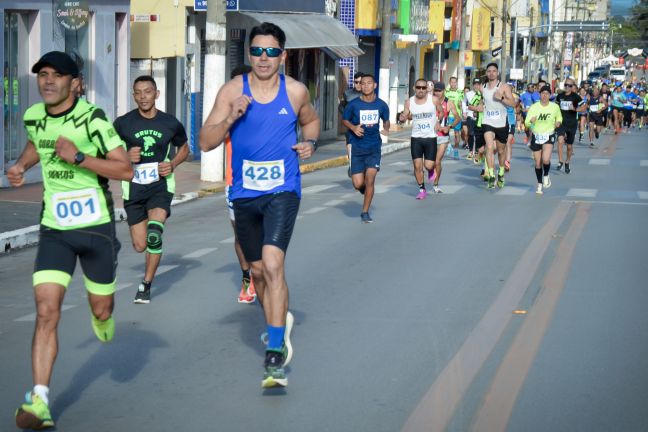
[132,162,159,185]
[359,110,379,126]
[534,132,552,144]
[589,104,599,112]
[242,159,285,191]
[415,122,433,131]
[560,101,573,111]
[52,188,102,228]
[485,109,501,120]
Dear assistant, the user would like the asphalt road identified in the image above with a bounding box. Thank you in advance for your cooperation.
[1,129,647,432]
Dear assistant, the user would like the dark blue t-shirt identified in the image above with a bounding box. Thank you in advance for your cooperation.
[343,96,389,151]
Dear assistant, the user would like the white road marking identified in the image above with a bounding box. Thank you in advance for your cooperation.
[567,188,597,198]
[115,282,132,292]
[640,160,648,167]
[302,184,337,194]
[374,185,396,194]
[303,207,326,215]
[341,193,357,199]
[638,191,648,200]
[434,185,465,194]
[183,248,218,259]
[389,161,409,166]
[155,265,178,276]
[589,159,611,165]
[496,186,529,196]
[296,215,304,220]
[219,237,235,244]
[15,305,77,322]
[323,199,345,206]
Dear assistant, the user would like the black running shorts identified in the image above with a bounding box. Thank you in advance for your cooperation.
[482,124,509,144]
[233,191,300,262]
[529,133,556,152]
[557,125,577,145]
[34,223,120,295]
[410,137,437,160]
[474,126,486,149]
[124,186,174,226]
[589,113,604,126]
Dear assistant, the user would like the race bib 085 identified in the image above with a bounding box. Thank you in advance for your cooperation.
[52,188,102,227]
[242,159,285,191]
[485,109,501,120]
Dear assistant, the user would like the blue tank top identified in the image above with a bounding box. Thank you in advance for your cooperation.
[230,74,300,199]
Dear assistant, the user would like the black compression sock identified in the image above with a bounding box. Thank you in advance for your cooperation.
[543,164,550,176]
[242,268,251,280]
[535,168,543,183]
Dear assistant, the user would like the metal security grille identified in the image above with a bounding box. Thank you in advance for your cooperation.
[338,0,357,89]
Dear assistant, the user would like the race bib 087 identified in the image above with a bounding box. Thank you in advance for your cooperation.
[242,159,285,191]
[359,110,379,126]
[51,188,102,228]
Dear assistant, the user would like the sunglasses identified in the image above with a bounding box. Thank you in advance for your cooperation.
[354,80,362,84]
[249,46,283,57]
[415,86,427,90]
[565,83,574,87]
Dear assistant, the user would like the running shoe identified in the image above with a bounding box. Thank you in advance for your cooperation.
[91,315,115,342]
[416,189,427,200]
[474,155,481,165]
[487,177,496,189]
[590,142,595,147]
[360,212,373,223]
[542,175,552,189]
[237,277,256,304]
[595,131,600,139]
[432,185,443,194]
[536,184,543,195]
[497,174,505,188]
[565,164,571,174]
[262,351,287,388]
[428,169,436,182]
[504,160,511,171]
[556,162,563,171]
[283,311,294,367]
[133,281,151,304]
[15,392,54,430]
[466,151,473,160]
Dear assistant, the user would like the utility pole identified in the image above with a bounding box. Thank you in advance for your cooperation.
[500,0,508,76]
[379,0,393,123]
[526,6,534,83]
[457,0,467,88]
[201,0,227,181]
[548,0,557,85]
[559,0,569,82]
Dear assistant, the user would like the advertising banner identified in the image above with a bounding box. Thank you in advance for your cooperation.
[471,7,490,51]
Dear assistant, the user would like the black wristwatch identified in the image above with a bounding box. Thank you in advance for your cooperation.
[306,139,318,151]
[73,151,86,165]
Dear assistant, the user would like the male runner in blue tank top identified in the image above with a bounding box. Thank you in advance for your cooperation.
[199,22,320,388]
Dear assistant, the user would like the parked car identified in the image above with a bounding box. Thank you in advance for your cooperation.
[588,71,602,80]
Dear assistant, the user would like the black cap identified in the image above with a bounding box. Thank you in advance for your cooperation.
[31,51,79,77]
[539,85,552,94]
[473,78,482,84]
[433,81,445,91]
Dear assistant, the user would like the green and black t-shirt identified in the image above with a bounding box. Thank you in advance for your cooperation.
[24,98,124,230]
[113,109,187,200]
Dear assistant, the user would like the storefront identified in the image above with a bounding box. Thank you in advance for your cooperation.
[0,0,130,186]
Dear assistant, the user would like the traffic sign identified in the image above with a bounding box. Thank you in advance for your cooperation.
[226,0,239,10]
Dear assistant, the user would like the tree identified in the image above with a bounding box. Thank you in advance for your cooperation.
[630,0,648,41]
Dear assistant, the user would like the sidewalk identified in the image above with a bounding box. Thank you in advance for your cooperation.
[0,128,412,252]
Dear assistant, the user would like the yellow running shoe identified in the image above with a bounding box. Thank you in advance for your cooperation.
[15,392,54,430]
[92,315,115,342]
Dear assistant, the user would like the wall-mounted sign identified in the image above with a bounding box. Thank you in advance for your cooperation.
[195,0,207,11]
[130,14,160,23]
[226,0,239,11]
[56,0,90,31]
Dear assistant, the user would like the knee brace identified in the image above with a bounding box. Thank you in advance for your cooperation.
[146,221,164,254]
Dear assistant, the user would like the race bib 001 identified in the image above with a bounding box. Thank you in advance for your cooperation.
[242,159,285,191]
[359,110,379,126]
[560,101,573,111]
[534,132,552,144]
[132,162,159,185]
[51,188,102,228]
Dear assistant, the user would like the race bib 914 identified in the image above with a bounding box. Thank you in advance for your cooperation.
[242,159,285,191]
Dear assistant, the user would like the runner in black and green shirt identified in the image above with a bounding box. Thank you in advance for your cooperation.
[525,85,562,195]
[8,51,132,430]
[114,75,189,304]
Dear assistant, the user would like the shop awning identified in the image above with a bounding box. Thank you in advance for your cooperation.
[238,12,363,59]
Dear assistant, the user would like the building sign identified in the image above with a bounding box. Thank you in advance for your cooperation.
[510,68,524,80]
[428,1,445,44]
[471,7,490,51]
[357,0,379,31]
[226,0,239,10]
[130,14,160,22]
[195,0,207,11]
[56,0,90,31]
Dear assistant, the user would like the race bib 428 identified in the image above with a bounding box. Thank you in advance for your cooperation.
[242,159,285,191]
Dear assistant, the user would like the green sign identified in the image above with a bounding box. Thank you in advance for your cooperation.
[399,0,411,34]
[56,0,90,31]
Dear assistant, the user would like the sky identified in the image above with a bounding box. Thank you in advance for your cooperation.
[610,0,635,16]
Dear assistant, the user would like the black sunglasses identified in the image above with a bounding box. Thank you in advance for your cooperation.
[415,86,427,90]
[249,46,283,57]
[354,80,362,84]
[565,83,574,87]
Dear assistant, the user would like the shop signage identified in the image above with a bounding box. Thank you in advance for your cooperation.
[56,0,90,31]
[195,0,207,11]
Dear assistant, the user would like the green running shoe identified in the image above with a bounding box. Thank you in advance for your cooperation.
[497,174,505,188]
[262,351,288,388]
[92,315,115,342]
[487,177,496,189]
[15,392,54,430]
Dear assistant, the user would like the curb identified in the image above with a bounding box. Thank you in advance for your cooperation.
[0,142,409,254]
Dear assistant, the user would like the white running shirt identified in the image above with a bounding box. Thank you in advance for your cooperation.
[409,95,437,138]
[482,81,508,128]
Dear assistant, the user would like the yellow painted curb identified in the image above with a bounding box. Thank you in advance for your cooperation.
[299,155,349,174]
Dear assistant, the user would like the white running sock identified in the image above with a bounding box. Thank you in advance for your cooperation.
[33,385,49,405]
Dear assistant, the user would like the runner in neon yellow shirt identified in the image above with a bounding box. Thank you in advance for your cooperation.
[525,85,562,195]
